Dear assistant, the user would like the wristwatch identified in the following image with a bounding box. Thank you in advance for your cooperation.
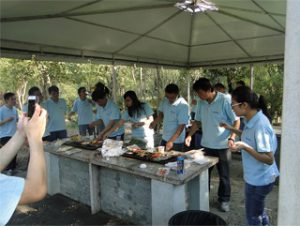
[228,138,235,142]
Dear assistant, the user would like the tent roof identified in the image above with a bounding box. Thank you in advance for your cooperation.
[0,0,286,68]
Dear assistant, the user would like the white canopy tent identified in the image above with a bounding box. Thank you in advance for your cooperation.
[1,0,285,68]
[1,1,299,225]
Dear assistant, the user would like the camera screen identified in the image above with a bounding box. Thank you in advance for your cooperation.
[27,96,36,118]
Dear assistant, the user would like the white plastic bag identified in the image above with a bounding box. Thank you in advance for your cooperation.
[100,139,125,157]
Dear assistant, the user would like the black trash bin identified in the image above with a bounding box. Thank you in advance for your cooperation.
[168,210,227,226]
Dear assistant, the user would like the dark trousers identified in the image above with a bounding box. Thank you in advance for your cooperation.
[0,136,17,170]
[47,130,68,142]
[161,139,184,152]
[203,147,231,202]
[245,182,274,226]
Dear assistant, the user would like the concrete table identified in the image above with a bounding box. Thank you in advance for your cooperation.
[45,144,218,225]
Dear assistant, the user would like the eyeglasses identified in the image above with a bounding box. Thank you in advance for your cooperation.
[231,102,242,107]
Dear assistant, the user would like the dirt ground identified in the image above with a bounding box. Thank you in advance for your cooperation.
[7,147,279,226]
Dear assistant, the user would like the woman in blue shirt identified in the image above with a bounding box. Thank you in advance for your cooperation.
[104,91,154,148]
[222,86,279,226]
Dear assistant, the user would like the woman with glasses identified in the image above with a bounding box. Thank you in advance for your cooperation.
[222,86,279,226]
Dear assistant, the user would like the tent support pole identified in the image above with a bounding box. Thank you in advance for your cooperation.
[278,0,300,224]
[250,64,254,89]
[112,63,117,102]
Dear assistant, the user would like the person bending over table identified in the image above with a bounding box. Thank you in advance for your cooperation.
[103,90,154,148]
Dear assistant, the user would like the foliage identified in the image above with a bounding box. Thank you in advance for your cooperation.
[0,58,283,122]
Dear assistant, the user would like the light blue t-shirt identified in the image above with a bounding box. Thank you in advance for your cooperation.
[0,173,25,225]
[195,92,238,149]
[122,103,154,139]
[241,110,279,186]
[43,98,67,132]
[71,98,94,125]
[0,105,18,138]
[158,97,189,144]
[97,99,124,137]
[22,102,50,137]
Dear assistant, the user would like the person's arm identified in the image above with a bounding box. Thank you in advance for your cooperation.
[231,141,274,165]
[185,121,199,147]
[166,124,185,151]
[103,119,125,139]
[0,117,14,126]
[19,104,47,204]
[149,112,163,129]
[98,120,118,140]
[220,122,242,136]
[0,130,25,172]
[227,119,240,148]
[133,115,154,128]
[89,119,103,128]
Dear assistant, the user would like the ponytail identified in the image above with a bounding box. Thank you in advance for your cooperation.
[232,86,272,123]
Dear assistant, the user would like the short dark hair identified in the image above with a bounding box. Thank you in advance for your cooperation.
[4,92,15,101]
[214,83,225,90]
[236,80,246,87]
[95,82,110,95]
[78,87,86,94]
[28,86,40,95]
[165,84,179,94]
[92,89,106,102]
[48,85,59,94]
[193,78,213,92]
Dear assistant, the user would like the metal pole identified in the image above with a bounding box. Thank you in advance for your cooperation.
[187,69,191,107]
[111,63,117,102]
[278,0,300,224]
[250,64,254,90]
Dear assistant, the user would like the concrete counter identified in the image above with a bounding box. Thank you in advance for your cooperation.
[44,144,218,225]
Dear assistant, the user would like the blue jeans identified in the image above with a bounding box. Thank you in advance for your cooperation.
[161,140,184,152]
[245,182,274,226]
[79,124,94,136]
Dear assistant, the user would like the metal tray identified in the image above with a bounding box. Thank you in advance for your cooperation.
[122,152,178,164]
[63,141,102,150]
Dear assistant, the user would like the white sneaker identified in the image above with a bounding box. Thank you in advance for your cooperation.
[220,202,230,212]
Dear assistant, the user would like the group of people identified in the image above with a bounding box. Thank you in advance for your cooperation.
[0,78,279,226]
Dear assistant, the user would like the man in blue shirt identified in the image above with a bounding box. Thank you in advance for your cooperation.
[150,84,189,152]
[69,87,94,136]
[43,85,68,141]
[89,89,124,140]
[0,104,47,225]
[186,78,240,212]
[0,93,18,175]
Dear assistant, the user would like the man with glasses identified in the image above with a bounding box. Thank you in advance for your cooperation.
[185,78,240,212]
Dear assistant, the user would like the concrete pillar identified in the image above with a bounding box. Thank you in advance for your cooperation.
[250,64,254,90]
[278,0,300,225]
[45,152,60,195]
[187,169,209,211]
[151,179,187,225]
[89,164,101,214]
